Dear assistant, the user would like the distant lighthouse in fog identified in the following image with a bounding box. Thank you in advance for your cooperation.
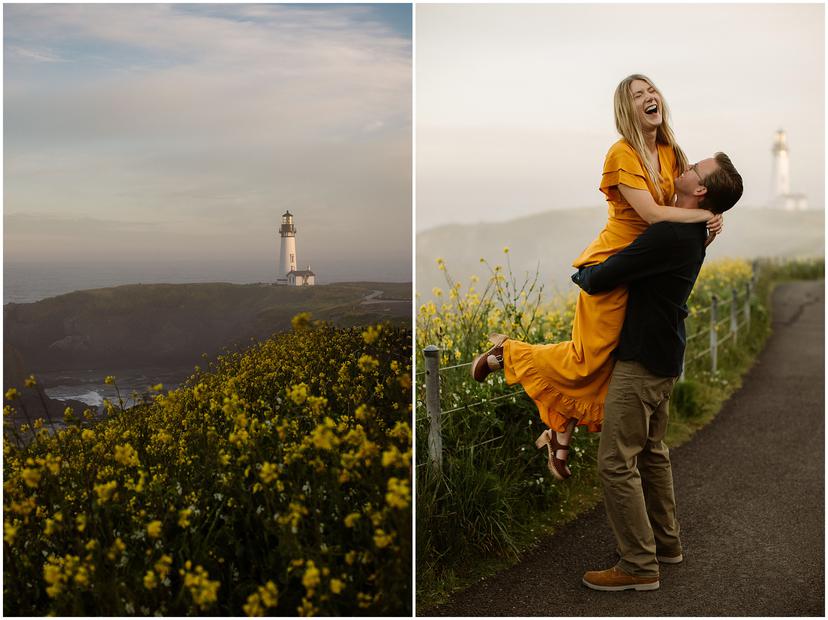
[277,211,316,286]
[771,129,808,210]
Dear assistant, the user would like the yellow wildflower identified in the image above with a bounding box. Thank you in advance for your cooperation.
[259,581,278,607]
[183,564,220,610]
[74,566,90,586]
[106,538,126,561]
[104,375,115,385]
[386,477,411,510]
[302,560,320,590]
[4,521,18,545]
[154,554,173,579]
[143,570,158,589]
[146,520,163,539]
[259,462,278,485]
[330,578,344,594]
[243,593,263,617]
[344,513,360,528]
[244,581,279,616]
[288,383,309,405]
[76,514,87,532]
[5,388,19,401]
[94,480,118,503]
[373,529,393,549]
[362,325,382,344]
[291,312,312,330]
[178,509,192,528]
[21,467,41,488]
[357,354,379,372]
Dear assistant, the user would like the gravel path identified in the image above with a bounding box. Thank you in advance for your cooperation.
[426,280,824,617]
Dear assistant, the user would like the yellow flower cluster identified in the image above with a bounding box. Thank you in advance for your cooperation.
[4,320,411,616]
[243,580,279,616]
[181,561,220,610]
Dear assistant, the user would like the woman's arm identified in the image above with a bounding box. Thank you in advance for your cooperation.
[618,184,714,224]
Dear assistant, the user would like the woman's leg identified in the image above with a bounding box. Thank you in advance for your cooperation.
[556,417,577,454]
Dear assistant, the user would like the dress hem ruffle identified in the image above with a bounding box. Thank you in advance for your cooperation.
[505,347,605,434]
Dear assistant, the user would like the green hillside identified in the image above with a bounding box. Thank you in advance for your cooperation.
[4,282,411,373]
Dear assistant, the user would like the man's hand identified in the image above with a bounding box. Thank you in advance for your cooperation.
[706,213,724,235]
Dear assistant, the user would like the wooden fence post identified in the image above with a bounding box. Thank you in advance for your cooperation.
[730,288,739,342]
[744,281,751,330]
[423,345,443,474]
[710,295,718,373]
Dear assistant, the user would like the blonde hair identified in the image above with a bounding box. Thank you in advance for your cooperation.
[613,74,688,204]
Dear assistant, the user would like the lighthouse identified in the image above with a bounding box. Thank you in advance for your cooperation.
[772,129,790,198]
[771,129,808,210]
[277,211,316,286]
[277,210,297,284]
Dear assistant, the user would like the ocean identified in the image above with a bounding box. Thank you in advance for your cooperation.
[39,367,194,412]
[4,261,278,305]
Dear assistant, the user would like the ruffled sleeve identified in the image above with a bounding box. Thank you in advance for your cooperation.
[600,140,648,201]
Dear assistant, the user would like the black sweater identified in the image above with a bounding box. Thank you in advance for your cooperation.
[571,221,707,377]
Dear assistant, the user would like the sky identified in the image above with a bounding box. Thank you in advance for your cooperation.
[417,3,825,232]
[4,3,412,282]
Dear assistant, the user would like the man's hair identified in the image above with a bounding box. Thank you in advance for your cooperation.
[701,152,743,214]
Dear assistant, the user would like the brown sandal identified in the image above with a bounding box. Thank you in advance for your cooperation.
[535,429,571,480]
[470,333,508,382]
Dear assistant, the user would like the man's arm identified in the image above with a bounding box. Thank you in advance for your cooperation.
[572,223,689,294]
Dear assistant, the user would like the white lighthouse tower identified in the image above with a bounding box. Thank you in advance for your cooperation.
[772,129,790,198]
[771,129,808,210]
[276,210,316,286]
[277,210,297,284]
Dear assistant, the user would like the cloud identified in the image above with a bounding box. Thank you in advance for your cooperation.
[4,4,412,279]
[6,44,65,63]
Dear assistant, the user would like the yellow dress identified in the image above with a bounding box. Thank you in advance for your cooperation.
[503,139,678,433]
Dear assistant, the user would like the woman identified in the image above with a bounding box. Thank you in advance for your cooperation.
[471,74,722,480]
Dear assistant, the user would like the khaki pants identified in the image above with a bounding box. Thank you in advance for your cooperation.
[598,360,682,577]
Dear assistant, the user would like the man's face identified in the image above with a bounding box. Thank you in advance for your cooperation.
[675,157,718,197]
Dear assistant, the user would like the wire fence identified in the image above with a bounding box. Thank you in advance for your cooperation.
[417,274,757,473]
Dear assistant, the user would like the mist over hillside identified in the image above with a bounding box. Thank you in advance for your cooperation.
[417,207,825,302]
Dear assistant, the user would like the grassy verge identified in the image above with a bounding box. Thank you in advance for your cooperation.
[416,257,823,612]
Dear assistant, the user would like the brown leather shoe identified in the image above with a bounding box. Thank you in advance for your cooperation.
[470,334,508,382]
[582,565,659,591]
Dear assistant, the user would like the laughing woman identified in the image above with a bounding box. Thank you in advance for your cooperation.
[471,74,723,480]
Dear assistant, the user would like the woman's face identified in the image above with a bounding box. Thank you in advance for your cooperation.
[629,78,663,133]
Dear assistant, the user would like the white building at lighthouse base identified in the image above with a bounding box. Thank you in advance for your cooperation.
[287,267,316,286]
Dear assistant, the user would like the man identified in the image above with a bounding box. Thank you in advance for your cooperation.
[572,152,743,591]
